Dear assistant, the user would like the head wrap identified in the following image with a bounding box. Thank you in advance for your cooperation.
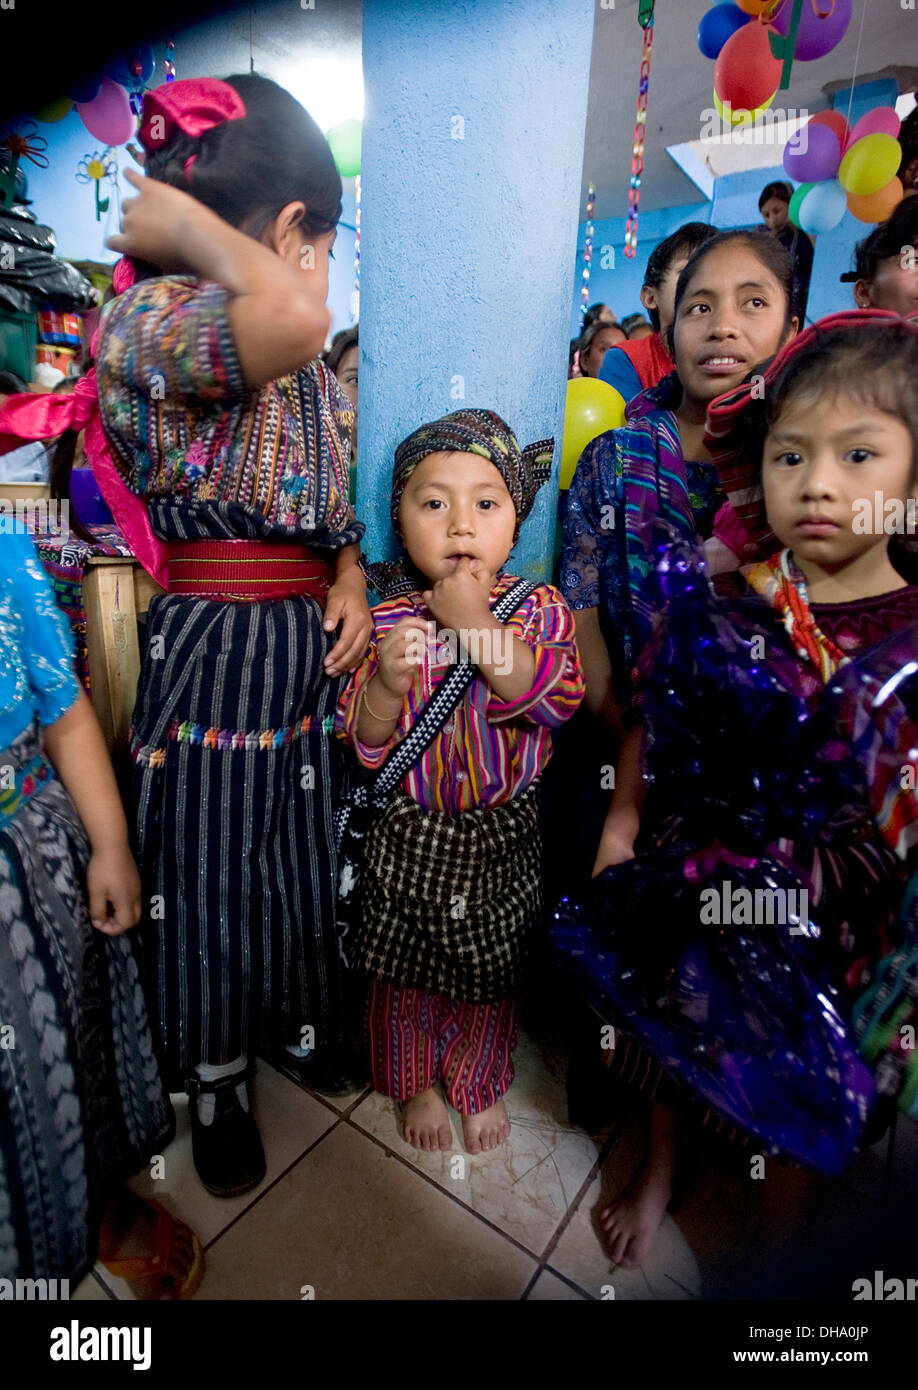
[0,81,252,588]
[703,308,918,560]
[390,408,553,545]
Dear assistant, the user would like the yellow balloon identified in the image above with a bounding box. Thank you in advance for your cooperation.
[713,87,776,129]
[838,133,902,197]
[560,378,626,490]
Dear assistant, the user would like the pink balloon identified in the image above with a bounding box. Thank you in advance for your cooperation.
[849,107,901,145]
[77,76,134,147]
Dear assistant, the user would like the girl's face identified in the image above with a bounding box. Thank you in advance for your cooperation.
[398,450,517,584]
[762,392,915,574]
[641,253,690,338]
[673,243,797,408]
[581,324,626,376]
[855,245,918,316]
[760,197,789,234]
[335,344,359,406]
[270,203,336,303]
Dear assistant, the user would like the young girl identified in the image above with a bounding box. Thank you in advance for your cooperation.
[560,229,799,739]
[598,221,718,405]
[336,410,584,1153]
[86,73,372,1198]
[0,527,200,1296]
[554,310,918,1273]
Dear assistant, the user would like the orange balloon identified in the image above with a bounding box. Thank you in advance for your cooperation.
[736,0,776,14]
[846,177,905,224]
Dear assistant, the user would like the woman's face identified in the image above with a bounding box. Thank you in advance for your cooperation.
[335,344,359,406]
[673,243,797,408]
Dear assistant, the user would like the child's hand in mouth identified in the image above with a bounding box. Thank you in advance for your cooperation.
[423,555,494,630]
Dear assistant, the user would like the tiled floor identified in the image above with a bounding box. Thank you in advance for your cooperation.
[72,1027,918,1302]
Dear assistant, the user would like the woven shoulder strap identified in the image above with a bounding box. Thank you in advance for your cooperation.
[369,577,535,805]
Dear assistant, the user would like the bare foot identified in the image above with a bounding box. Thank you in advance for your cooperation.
[402,1087,453,1151]
[461,1100,511,1154]
[599,1149,674,1270]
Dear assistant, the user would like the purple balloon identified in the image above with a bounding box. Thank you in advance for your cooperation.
[783,120,842,182]
[773,0,851,62]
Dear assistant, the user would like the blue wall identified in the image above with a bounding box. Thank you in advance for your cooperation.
[359,0,595,579]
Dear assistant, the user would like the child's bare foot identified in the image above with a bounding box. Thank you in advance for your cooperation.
[461,1100,511,1154]
[599,1147,674,1270]
[402,1087,453,1150]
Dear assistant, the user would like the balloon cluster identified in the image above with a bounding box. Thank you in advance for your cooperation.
[698,1,852,127]
[35,46,157,148]
[784,107,904,233]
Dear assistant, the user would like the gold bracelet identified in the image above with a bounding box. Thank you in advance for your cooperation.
[362,682,401,723]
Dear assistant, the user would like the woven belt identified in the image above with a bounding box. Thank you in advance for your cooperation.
[166,540,332,604]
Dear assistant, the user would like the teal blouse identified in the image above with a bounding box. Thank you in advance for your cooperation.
[0,530,80,748]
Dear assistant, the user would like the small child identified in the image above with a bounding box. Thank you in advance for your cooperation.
[557,310,918,1271]
[336,410,584,1153]
[0,526,198,1295]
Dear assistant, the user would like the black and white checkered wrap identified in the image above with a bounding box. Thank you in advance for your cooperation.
[352,779,542,1002]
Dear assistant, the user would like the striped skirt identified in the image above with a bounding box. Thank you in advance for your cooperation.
[0,724,173,1282]
[130,592,345,1080]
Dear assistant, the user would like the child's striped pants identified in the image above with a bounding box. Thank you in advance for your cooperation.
[366,979,520,1115]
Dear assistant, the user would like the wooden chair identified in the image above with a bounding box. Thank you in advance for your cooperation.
[83,556,163,751]
[0,480,161,752]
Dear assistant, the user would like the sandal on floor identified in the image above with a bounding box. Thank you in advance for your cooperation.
[99,1198,205,1300]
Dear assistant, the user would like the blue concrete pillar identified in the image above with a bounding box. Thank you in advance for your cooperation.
[806,77,901,323]
[358,0,595,581]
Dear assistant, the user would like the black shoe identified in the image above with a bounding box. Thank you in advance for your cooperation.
[272,1040,368,1096]
[187,1069,266,1198]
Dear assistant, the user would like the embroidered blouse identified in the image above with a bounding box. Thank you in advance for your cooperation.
[96,275,364,551]
[559,375,725,690]
[335,575,585,815]
[0,530,80,747]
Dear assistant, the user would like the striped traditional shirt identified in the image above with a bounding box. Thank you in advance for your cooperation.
[336,574,584,814]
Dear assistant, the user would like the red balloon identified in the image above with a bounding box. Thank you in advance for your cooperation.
[714,22,783,114]
[810,109,851,151]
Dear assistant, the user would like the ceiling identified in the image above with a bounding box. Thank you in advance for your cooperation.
[4,0,916,224]
[584,0,918,218]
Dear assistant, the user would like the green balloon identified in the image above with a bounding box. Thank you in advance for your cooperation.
[788,182,814,229]
[36,96,73,123]
[326,119,362,177]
